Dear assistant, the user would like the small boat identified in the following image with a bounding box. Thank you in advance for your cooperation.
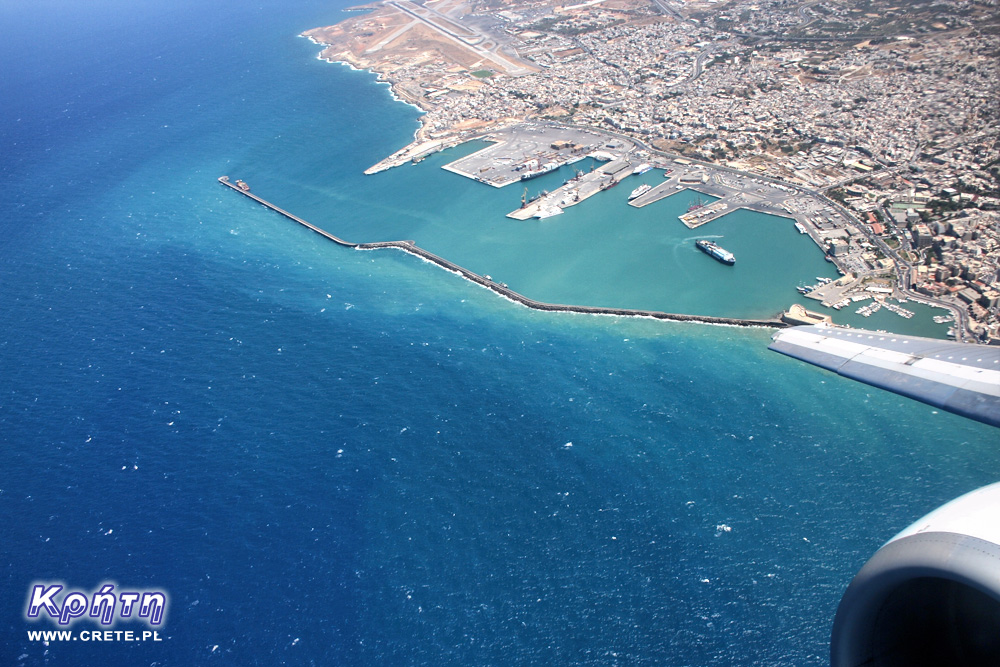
[527,190,548,204]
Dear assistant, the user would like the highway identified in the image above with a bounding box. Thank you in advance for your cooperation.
[690,47,716,81]
[649,0,684,22]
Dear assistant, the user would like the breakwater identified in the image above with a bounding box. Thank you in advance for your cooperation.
[218,176,788,329]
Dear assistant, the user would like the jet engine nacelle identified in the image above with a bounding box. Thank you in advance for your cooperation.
[831,482,1000,666]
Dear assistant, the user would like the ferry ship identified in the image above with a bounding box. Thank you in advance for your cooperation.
[520,162,558,181]
[628,183,652,200]
[534,205,563,219]
[695,239,735,265]
[632,163,652,175]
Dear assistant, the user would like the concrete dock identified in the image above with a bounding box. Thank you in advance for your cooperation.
[625,161,820,231]
[506,158,635,220]
[628,179,745,229]
[626,179,686,208]
[219,176,788,329]
[441,124,601,189]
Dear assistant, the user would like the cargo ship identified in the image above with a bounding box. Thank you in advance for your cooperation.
[696,239,735,265]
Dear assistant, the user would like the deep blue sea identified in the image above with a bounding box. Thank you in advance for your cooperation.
[1,2,997,665]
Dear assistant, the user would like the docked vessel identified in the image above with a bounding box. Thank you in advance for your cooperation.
[520,162,558,181]
[534,205,563,219]
[696,239,735,265]
[687,196,706,212]
[628,183,652,200]
[632,163,652,175]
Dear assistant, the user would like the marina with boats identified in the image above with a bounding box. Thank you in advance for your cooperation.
[796,274,920,324]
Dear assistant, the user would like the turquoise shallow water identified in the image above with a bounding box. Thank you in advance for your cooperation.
[0,2,995,665]
[252,138,950,336]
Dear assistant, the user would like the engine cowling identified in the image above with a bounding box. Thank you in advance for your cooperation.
[831,482,1000,666]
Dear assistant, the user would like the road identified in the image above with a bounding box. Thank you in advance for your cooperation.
[649,0,684,22]
[796,0,823,28]
[690,47,716,81]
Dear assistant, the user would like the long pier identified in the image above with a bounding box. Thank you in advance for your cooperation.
[506,166,622,220]
[218,176,788,329]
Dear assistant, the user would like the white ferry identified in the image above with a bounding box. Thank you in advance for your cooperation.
[628,184,652,200]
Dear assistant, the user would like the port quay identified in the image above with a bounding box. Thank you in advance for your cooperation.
[218,176,787,329]
[370,121,896,314]
[361,122,972,332]
[370,122,847,237]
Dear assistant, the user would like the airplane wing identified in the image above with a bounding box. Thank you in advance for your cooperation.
[768,324,1000,428]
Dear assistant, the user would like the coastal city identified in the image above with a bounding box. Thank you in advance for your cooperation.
[303,0,1000,343]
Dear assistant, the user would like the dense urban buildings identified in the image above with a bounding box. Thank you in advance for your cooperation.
[305,0,1000,340]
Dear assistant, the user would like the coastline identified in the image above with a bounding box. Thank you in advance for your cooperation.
[298,8,519,152]
[6,5,998,667]
[296,0,999,342]
[306,45,430,129]
[297,17,965,340]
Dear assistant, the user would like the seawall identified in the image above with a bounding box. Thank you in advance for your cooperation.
[218,177,788,330]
